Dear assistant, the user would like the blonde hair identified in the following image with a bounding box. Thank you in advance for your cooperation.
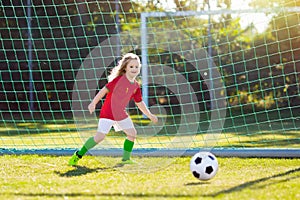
[108,53,141,82]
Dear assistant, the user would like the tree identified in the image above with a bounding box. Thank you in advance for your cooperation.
[248,0,300,107]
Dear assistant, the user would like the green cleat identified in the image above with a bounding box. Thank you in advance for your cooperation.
[68,151,81,166]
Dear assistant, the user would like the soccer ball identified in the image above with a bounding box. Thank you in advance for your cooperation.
[190,151,218,181]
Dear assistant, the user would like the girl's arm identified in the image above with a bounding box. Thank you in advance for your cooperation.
[135,101,158,123]
[88,87,109,114]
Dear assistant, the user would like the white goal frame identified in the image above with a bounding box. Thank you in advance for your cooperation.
[139,7,300,158]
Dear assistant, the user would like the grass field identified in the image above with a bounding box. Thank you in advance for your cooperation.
[0,155,299,200]
[0,110,299,199]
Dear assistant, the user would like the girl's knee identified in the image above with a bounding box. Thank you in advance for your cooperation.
[125,129,137,141]
[94,132,106,143]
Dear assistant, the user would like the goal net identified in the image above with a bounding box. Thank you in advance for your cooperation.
[0,0,299,157]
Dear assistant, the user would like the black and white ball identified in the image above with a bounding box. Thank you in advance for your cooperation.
[190,151,218,181]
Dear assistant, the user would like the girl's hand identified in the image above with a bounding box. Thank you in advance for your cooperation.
[149,114,158,124]
[88,102,96,114]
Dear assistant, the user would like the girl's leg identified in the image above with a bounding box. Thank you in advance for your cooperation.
[77,132,106,157]
[69,119,112,166]
[122,128,137,161]
[76,118,113,157]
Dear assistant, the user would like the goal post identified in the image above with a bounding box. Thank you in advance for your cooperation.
[0,1,300,158]
[140,7,300,108]
[138,7,300,157]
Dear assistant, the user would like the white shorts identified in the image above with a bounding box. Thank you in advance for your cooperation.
[97,117,134,134]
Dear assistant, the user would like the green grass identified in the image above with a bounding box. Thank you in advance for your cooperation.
[0,110,299,199]
[0,155,299,200]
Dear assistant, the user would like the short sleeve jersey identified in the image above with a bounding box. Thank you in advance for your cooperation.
[100,75,142,120]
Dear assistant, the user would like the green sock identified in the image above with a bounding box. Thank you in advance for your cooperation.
[77,137,98,157]
[122,139,134,161]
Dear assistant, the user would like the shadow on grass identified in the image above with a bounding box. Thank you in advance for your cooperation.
[2,192,199,199]
[54,165,112,177]
[205,167,300,197]
[185,181,211,186]
[54,163,129,177]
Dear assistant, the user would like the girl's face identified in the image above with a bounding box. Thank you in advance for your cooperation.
[125,59,141,79]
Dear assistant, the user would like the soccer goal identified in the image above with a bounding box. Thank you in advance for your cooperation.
[0,1,299,158]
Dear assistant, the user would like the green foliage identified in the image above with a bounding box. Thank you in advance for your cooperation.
[1,0,299,118]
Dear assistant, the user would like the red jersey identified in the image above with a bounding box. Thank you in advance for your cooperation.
[100,75,142,120]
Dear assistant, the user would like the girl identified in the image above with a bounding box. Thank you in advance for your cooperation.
[69,53,158,166]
